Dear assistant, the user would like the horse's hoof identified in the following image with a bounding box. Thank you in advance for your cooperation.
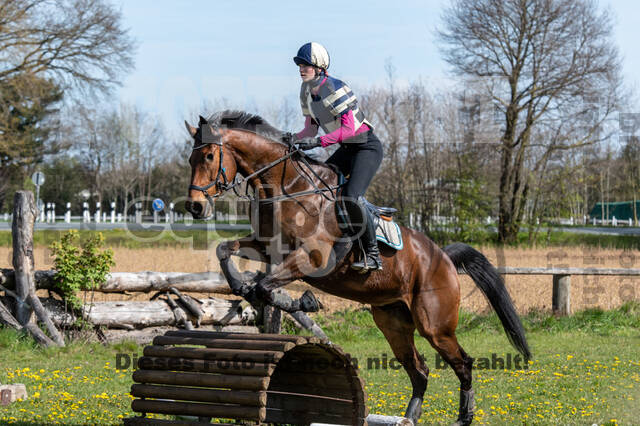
[300,290,320,312]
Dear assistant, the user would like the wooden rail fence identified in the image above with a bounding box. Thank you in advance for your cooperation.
[479,267,640,315]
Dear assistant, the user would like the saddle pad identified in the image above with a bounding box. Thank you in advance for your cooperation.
[376,219,403,250]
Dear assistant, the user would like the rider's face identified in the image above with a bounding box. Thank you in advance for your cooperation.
[299,64,318,82]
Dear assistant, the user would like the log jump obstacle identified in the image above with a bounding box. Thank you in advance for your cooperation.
[123,330,372,426]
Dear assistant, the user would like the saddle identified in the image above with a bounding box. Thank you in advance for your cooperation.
[362,199,403,250]
[334,174,403,250]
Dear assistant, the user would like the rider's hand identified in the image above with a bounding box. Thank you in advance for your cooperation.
[281,132,295,144]
[295,137,321,150]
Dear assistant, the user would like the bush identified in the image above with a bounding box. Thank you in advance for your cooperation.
[49,230,115,312]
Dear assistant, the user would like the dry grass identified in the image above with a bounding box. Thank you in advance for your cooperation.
[1,245,638,314]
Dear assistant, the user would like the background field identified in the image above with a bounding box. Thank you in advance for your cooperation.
[1,242,638,314]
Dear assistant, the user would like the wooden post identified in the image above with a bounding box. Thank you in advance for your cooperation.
[263,305,282,334]
[12,191,37,325]
[552,274,571,316]
[262,263,282,334]
[8,191,64,346]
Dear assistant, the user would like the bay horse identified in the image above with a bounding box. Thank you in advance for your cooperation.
[185,111,530,426]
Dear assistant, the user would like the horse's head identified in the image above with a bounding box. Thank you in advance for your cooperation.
[184,115,238,219]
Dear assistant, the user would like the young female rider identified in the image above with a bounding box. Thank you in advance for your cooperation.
[286,42,384,271]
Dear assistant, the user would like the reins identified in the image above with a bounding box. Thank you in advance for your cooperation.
[189,125,342,215]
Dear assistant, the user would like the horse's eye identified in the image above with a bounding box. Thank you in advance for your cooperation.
[206,153,214,161]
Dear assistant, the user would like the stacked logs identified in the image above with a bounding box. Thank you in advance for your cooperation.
[124,330,367,425]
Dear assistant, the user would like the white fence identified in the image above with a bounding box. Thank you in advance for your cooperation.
[0,202,248,225]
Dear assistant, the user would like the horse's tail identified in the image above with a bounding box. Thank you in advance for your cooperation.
[443,242,532,361]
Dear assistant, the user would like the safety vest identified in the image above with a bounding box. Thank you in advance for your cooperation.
[300,75,372,134]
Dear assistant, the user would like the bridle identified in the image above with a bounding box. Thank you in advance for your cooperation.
[188,122,341,218]
[188,128,230,213]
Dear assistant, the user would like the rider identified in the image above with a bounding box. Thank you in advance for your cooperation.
[287,42,384,271]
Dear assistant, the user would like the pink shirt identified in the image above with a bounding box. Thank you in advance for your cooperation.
[296,77,370,147]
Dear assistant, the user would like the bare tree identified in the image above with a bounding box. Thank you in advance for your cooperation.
[0,0,135,209]
[438,0,625,242]
[0,0,135,94]
[68,103,164,212]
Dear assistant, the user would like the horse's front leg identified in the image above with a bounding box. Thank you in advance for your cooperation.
[216,235,266,297]
[253,242,334,313]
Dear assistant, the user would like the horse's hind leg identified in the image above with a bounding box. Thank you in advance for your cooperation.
[412,293,475,425]
[371,303,429,425]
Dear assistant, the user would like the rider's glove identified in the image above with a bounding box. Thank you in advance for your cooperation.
[281,132,295,144]
[294,137,322,151]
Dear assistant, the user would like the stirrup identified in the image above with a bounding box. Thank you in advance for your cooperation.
[351,253,383,272]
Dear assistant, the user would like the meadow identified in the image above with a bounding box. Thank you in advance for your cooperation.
[1,304,639,425]
[1,229,639,424]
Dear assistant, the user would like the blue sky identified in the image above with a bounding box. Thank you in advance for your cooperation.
[115,0,640,140]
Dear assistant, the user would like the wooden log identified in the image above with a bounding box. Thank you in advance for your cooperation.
[137,356,275,376]
[164,329,308,344]
[0,295,56,347]
[131,399,266,422]
[0,269,232,294]
[552,274,571,316]
[143,345,284,364]
[268,368,366,401]
[0,299,21,329]
[130,384,266,406]
[27,293,64,346]
[103,271,231,293]
[152,335,294,352]
[124,417,219,426]
[273,359,359,376]
[101,325,259,345]
[265,407,362,425]
[12,191,37,325]
[132,369,269,391]
[266,391,358,417]
[263,304,281,334]
[22,322,56,347]
[168,288,203,323]
[268,372,361,393]
[266,382,361,401]
[41,297,249,329]
[163,294,189,328]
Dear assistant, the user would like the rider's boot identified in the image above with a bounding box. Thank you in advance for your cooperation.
[351,198,383,272]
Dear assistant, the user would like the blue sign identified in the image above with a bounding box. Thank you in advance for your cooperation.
[152,199,165,212]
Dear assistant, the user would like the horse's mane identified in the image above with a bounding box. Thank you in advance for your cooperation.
[206,110,332,170]
[207,110,286,146]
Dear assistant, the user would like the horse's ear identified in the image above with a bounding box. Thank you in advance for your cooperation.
[198,115,208,126]
[184,120,197,138]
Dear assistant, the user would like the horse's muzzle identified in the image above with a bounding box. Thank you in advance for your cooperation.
[185,199,208,219]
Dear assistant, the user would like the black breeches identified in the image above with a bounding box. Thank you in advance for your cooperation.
[325,131,383,234]
[325,131,383,200]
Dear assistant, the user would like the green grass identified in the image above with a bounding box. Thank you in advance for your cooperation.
[1,304,639,425]
[2,225,639,250]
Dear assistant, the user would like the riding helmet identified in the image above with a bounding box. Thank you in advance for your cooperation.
[293,42,330,70]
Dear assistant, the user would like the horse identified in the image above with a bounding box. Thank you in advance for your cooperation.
[184,111,531,426]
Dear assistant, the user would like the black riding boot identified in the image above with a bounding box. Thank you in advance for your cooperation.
[351,202,383,272]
